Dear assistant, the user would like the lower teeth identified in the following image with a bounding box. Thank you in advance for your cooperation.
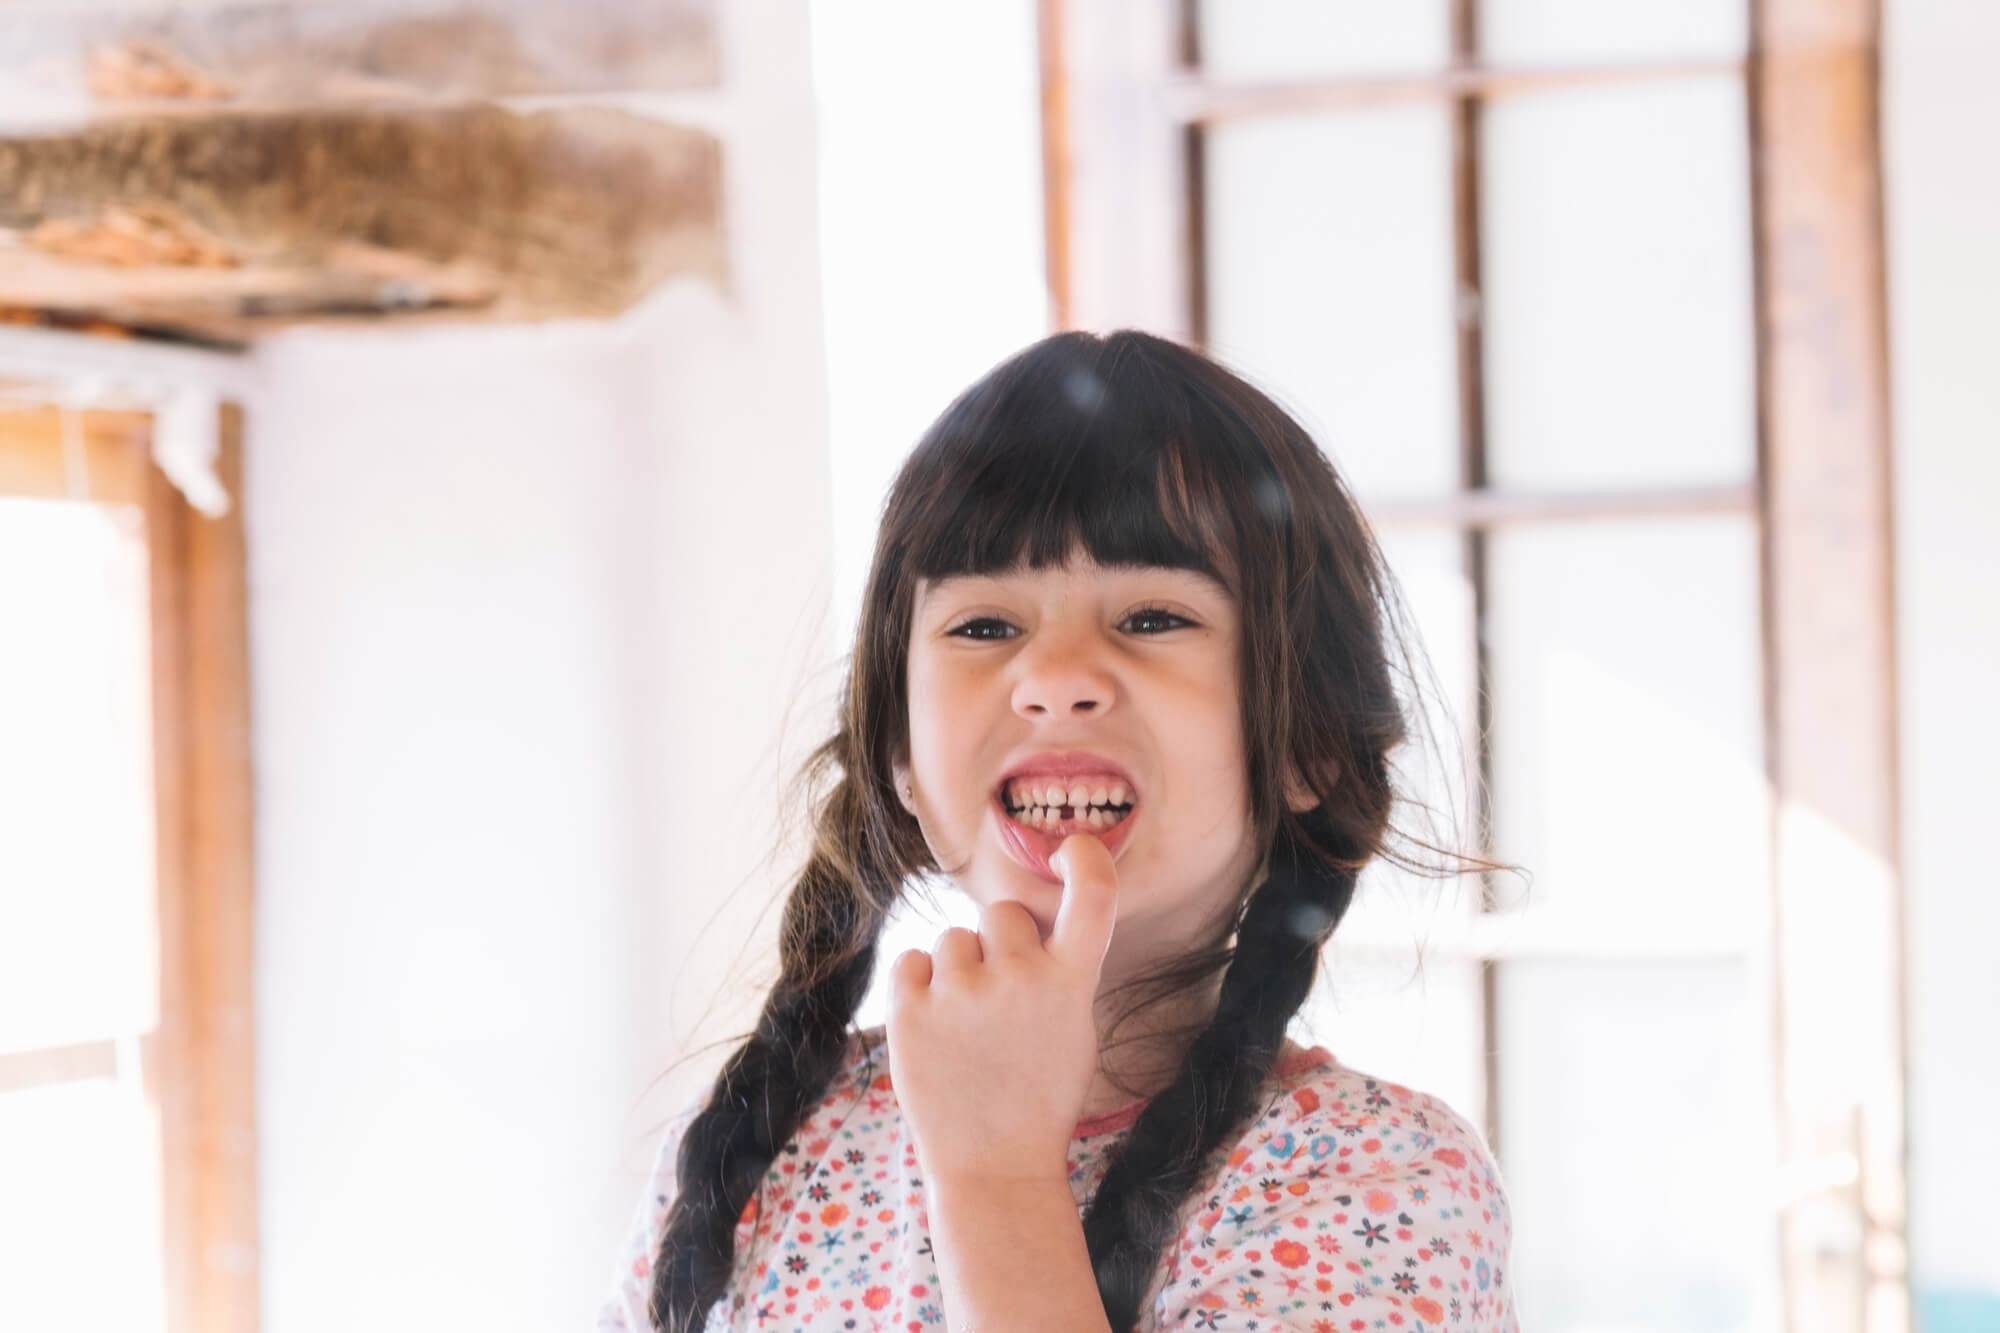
[1008,806,1127,829]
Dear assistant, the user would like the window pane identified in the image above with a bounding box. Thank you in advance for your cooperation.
[1205,105,1460,503]
[1196,0,1451,80]
[1496,959,1778,1332]
[1480,76,1755,492]
[1485,516,1767,943]
[0,1071,168,1333]
[1348,528,1482,943]
[1481,0,1746,66]
[1377,528,1478,836]
[0,498,158,1053]
[1301,952,1487,1143]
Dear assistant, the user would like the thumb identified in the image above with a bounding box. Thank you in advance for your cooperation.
[1049,834,1119,975]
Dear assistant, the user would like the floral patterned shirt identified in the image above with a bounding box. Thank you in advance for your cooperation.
[598,1025,1516,1332]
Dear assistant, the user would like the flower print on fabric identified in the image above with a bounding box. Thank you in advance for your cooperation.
[597,1026,1516,1332]
[1150,1073,1515,1331]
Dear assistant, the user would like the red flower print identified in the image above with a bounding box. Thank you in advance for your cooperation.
[1271,1239,1311,1268]
[1432,1147,1466,1169]
[1363,1188,1397,1214]
[1293,1087,1322,1114]
[1412,1297,1444,1322]
[863,1287,890,1311]
[820,1203,848,1225]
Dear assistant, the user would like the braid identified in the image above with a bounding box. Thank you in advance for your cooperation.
[646,804,889,1332]
[1081,828,1348,1332]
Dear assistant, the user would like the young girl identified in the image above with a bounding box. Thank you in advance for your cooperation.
[598,330,1517,1332]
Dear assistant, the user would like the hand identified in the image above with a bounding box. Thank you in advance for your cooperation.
[884,834,1121,1188]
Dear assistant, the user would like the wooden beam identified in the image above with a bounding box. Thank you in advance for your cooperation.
[1750,0,1909,1328]
[0,104,723,343]
[0,1,718,125]
[149,402,259,1333]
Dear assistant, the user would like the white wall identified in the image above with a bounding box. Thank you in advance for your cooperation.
[810,0,1052,650]
[1882,1,2000,1327]
[806,0,1052,1019]
[243,3,834,1329]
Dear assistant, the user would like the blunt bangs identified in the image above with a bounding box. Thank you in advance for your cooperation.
[894,334,1267,594]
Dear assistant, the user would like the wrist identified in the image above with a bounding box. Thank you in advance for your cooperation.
[926,1167,1073,1209]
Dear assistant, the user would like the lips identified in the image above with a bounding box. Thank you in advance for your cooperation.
[994,750,1140,795]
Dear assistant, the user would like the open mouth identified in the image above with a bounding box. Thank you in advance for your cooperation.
[989,758,1143,883]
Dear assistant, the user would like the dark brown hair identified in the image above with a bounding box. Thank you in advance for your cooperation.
[647,329,1483,1332]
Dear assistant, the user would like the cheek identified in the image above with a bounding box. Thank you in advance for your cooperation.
[1182,690,1252,806]
[903,667,985,804]
[903,662,954,761]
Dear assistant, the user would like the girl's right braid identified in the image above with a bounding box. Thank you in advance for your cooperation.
[647,824,886,1332]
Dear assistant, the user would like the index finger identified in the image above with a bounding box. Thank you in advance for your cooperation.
[1049,834,1119,975]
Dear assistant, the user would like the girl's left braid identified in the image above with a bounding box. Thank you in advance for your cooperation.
[1080,827,1348,1332]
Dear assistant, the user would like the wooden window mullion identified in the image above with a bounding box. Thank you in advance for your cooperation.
[1445,0,1503,1159]
[1169,56,1747,123]
[1041,0,1193,338]
[1751,1,1909,1329]
[147,403,259,1333]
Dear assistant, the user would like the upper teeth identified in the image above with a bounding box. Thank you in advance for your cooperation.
[1003,778,1131,810]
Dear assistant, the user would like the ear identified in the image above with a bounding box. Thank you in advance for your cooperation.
[892,759,917,815]
[1284,760,1331,814]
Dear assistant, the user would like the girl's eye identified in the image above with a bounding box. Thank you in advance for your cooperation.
[1122,606,1195,634]
[945,608,1194,639]
[946,617,1017,641]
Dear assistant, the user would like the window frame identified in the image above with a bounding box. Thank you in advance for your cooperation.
[0,398,260,1333]
[1038,1,1907,1327]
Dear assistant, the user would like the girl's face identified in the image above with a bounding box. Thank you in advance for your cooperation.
[899,553,1262,973]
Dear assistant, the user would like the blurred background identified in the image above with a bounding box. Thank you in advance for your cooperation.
[0,1,1992,1330]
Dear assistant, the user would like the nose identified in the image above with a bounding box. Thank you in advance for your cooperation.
[1011,627,1116,718]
